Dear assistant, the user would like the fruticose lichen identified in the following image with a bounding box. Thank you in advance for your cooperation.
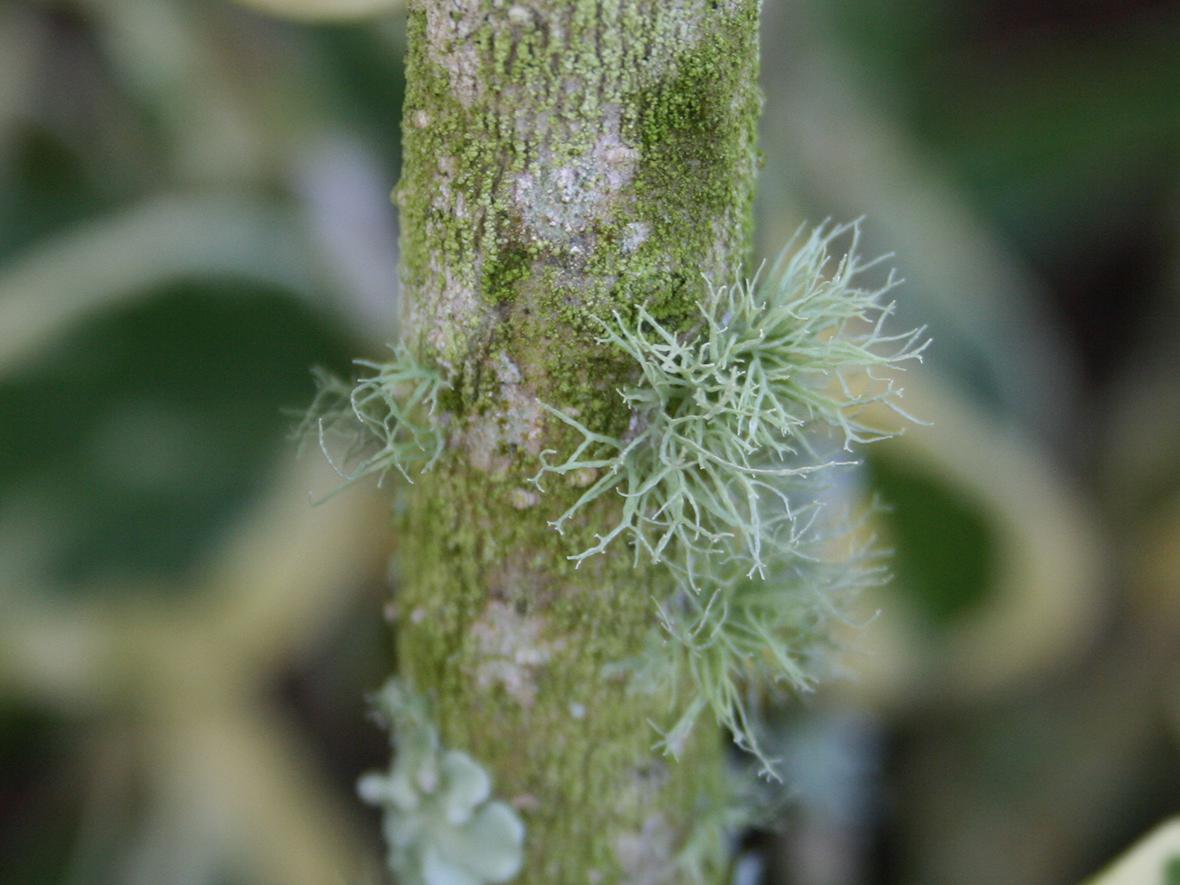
[674,767,762,885]
[534,220,929,775]
[358,679,526,885]
[301,343,448,491]
[639,507,888,777]
[534,221,926,584]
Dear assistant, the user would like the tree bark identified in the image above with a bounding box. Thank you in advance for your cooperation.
[396,1,761,880]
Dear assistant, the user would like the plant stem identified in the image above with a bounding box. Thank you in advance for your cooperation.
[396,2,761,879]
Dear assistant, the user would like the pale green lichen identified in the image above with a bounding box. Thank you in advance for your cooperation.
[359,679,526,885]
[301,343,448,492]
[641,509,887,778]
[675,765,764,885]
[535,221,928,776]
[533,221,927,587]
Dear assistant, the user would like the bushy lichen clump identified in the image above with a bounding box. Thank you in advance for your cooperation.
[358,679,525,885]
[645,512,888,777]
[535,221,928,775]
[535,221,925,582]
[302,343,448,491]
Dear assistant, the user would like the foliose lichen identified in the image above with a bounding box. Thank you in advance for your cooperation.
[358,679,526,885]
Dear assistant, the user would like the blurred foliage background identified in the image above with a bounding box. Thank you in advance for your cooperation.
[1,1,1178,883]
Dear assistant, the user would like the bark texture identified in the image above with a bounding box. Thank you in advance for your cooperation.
[396,2,761,880]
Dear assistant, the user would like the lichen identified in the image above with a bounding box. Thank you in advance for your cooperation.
[468,601,565,708]
[674,765,761,885]
[640,511,888,778]
[359,679,526,885]
[534,221,927,587]
[300,343,448,491]
[457,353,545,475]
[399,0,761,375]
[533,221,929,775]
[511,104,639,252]
[421,0,488,108]
[393,1,765,880]
[614,814,677,885]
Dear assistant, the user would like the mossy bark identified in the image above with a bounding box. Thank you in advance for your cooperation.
[395,2,762,880]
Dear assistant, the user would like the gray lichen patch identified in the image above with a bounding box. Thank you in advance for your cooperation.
[510,487,539,510]
[469,601,565,707]
[460,419,513,475]
[512,104,639,251]
[494,354,545,455]
[641,2,710,82]
[403,259,481,371]
[422,0,487,107]
[621,221,651,254]
[459,353,544,475]
[615,814,677,885]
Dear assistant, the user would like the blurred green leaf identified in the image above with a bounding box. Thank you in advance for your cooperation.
[924,16,1180,248]
[0,701,79,885]
[306,24,407,170]
[0,197,326,376]
[868,452,999,628]
[0,279,351,594]
[231,0,403,22]
[0,127,120,262]
[1085,820,1180,885]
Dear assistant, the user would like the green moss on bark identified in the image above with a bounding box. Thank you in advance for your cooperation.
[395,2,762,880]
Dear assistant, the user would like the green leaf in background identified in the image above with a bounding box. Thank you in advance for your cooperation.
[867,451,1000,629]
[1085,820,1180,885]
[306,23,407,171]
[0,279,352,596]
[0,701,80,885]
[232,0,403,23]
[0,126,120,263]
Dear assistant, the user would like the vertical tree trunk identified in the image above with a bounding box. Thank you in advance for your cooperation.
[396,1,761,880]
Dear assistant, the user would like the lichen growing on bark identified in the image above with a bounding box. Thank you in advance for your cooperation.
[530,221,927,774]
[392,2,763,881]
[358,679,526,885]
[534,222,927,584]
[468,600,565,708]
[301,343,447,489]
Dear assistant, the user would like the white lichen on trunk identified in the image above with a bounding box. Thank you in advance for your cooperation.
[468,601,565,707]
